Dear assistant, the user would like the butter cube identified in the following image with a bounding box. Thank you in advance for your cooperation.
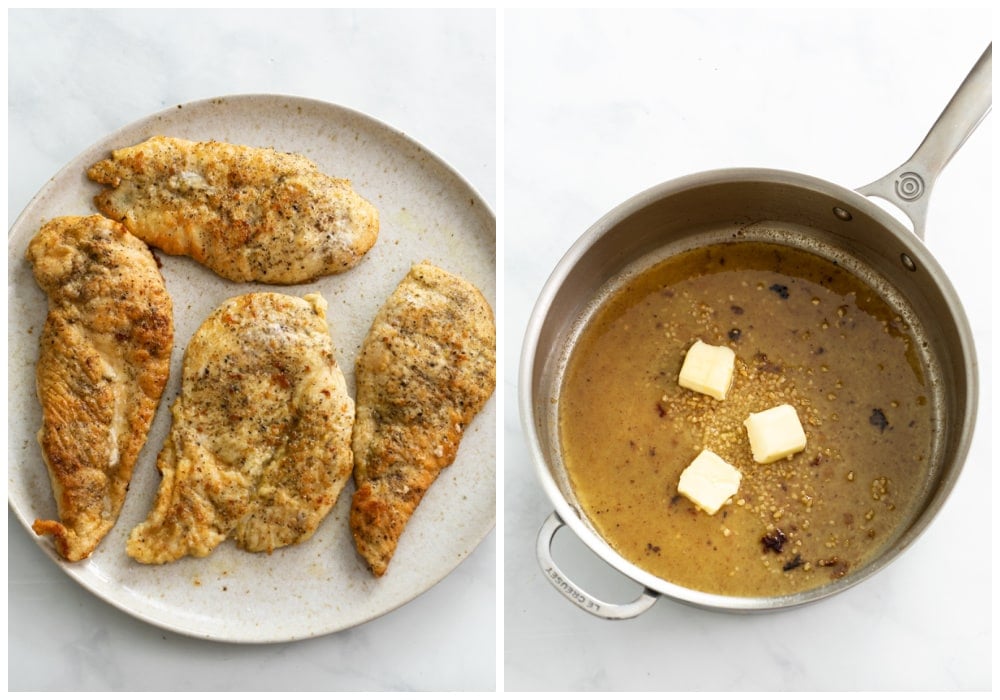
[678,340,736,400]
[677,449,742,515]
[743,404,807,464]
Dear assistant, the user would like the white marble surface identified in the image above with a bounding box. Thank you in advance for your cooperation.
[7,9,495,691]
[504,9,991,692]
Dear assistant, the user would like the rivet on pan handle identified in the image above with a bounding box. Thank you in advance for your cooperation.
[858,44,991,241]
[536,512,659,620]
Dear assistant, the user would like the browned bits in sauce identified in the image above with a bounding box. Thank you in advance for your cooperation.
[769,283,790,299]
[558,241,933,597]
[783,554,803,571]
[761,527,787,553]
[869,408,890,432]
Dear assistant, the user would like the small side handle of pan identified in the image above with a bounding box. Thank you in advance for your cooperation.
[536,511,659,620]
[858,43,991,241]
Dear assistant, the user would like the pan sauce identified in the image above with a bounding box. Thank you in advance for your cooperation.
[558,241,934,597]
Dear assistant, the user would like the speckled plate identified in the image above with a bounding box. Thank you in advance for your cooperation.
[7,95,496,643]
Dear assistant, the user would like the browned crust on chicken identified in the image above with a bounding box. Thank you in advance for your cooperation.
[27,215,174,562]
[350,262,495,576]
[126,292,354,564]
[86,136,379,284]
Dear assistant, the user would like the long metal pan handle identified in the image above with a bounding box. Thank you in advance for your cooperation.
[858,43,991,241]
[536,512,659,620]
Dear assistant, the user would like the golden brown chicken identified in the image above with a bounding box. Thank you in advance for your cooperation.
[127,292,354,564]
[27,215,174,562]
[350,262,496,576]
[86,136,379,284]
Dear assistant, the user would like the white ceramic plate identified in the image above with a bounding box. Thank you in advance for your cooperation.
[7,95,496,643]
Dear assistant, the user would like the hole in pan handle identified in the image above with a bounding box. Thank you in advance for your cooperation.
[857,43,991,241]
[536,511,659,620]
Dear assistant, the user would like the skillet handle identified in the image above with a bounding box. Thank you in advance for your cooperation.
[536,511,659,620]
[857,43,991,241]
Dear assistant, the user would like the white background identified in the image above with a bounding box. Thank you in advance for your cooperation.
[7,9,495,692]
[503,8,991,692]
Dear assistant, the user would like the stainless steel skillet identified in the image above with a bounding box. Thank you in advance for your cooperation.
[520,45,990,619]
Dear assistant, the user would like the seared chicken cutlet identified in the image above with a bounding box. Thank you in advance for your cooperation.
[87,136,379,284]
[127,292,354,564]
[27,215,173,562]
[350,262,495,577]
